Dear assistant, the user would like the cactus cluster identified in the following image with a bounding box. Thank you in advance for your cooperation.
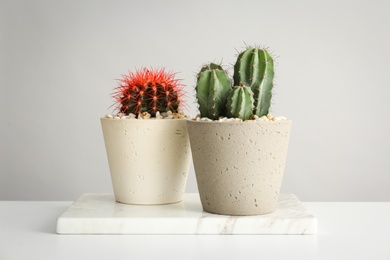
[196,46,274,120]
[112,68,185,117]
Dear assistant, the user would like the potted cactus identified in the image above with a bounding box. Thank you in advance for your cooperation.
[187,46,292,215]
[101,68,191,205]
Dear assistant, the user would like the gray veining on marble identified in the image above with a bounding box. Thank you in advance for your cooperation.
[56,193,317,235]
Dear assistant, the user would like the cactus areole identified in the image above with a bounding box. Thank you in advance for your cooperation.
[112,68,185,117]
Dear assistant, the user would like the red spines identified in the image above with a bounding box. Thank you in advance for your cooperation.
[112,68,186,116]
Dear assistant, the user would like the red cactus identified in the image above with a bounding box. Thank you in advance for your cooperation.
[112,68,186,116]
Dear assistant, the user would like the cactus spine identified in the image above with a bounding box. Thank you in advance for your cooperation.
[196,63,232,120]
[113,68,184,117]
[233,47,274,117]
[226,85,255,120]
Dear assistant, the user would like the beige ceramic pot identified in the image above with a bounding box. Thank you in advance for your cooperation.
[101,118,191,205]
[187,120,291,215]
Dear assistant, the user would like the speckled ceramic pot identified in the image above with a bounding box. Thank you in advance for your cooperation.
[187,120,291,215]
[101,118,191,205]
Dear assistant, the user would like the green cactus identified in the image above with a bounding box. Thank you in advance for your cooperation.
[196,63,232,120]
[226,85,255,120]
[233,47,274,117]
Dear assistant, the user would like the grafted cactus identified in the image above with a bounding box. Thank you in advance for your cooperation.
[233,47,274,117]
[196,63,232,120]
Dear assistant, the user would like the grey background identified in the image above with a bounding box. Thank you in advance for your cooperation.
[1,0,389,201]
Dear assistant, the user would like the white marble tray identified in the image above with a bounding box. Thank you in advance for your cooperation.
[56,193,317,235]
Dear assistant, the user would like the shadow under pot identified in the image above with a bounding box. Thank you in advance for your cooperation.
[186,120,292,216]
[101,118,191,205]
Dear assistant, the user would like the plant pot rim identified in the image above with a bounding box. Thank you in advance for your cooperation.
[186,119,292,125]
[100,117,190,122]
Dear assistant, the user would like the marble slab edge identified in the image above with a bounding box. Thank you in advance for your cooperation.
[57,193,317,235]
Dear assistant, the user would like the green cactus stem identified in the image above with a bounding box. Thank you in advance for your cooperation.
[233,47,274,117]
[196,63,232,120]
[226,85,255,120]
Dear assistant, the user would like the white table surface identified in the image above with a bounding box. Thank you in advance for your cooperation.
[1,196,390,260]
